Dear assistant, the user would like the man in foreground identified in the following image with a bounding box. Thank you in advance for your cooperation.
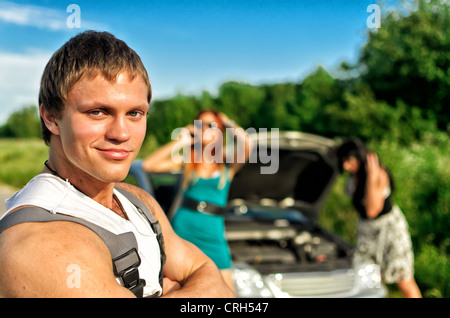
[0,31,234,298]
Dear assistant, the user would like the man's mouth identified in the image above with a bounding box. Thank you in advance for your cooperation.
[97,148,131,160]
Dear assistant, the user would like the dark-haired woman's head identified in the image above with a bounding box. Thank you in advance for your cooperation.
[335,137,368,174]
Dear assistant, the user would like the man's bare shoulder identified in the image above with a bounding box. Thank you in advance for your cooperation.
[0,217,131,297]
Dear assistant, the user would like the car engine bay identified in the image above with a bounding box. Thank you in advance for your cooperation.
[225,206,354,276]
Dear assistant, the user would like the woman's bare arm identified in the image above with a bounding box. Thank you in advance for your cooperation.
[364,153,390,219]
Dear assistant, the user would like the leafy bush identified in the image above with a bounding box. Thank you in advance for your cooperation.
[320,176,358,244]
[415,243,449,298]
[374,138,450,250]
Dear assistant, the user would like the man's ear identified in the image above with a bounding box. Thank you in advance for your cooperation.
[39,104,60,135]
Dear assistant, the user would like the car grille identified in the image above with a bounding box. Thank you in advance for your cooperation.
[266,269,355,297]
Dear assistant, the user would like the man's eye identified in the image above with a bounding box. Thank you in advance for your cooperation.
[90,110,104,116]
[129,111,146,118]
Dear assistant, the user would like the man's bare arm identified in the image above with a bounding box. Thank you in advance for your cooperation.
[0,220,134,298]
[118,183,235,298]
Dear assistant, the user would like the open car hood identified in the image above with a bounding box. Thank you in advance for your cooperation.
[228,131,339,220]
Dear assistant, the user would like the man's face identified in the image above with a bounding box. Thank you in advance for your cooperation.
[55,71,149,183]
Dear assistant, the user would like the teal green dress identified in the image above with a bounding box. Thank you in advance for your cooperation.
[171,168,232,269]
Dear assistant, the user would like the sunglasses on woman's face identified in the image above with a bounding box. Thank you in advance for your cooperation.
[195,121,218,129]
[204,122,218,129]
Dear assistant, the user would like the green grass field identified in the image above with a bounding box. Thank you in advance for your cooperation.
[0,138,48,189]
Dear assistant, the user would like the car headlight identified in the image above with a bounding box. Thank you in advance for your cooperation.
[232,264,274,298]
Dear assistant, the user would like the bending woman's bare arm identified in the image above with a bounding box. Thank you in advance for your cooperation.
[0,220,134,298]
[364,153,390,219]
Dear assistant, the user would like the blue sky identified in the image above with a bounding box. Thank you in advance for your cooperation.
[0,0,385,124]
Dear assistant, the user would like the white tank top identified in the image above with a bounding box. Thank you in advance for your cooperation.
[4,173,162,297]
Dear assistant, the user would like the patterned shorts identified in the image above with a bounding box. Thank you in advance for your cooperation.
[356,205,415,284]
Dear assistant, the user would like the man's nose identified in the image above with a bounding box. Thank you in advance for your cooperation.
[106,116,130,142]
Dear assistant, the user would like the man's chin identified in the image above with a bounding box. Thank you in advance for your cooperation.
[94,165,132,183]
[103,171,130,183]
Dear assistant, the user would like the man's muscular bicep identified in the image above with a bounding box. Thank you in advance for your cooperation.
[0,221,134,297]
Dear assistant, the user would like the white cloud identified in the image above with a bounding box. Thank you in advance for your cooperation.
[0,1,68,31]
[0,1,107,31]
[0,50,51,124]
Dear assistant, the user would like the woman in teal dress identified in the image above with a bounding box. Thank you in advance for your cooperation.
[143,110,252,291]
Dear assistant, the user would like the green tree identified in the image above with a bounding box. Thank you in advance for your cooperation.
[297,66,345,135]
[147,95,200,144]
[0,105,41,138]
[356,0,449,129]
[216,81,266,129]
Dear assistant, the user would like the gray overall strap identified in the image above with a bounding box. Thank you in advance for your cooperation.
[114,187,166,288]
[0,206,146,297]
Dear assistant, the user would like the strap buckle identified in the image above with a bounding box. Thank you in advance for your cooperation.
[112,248,146,297]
